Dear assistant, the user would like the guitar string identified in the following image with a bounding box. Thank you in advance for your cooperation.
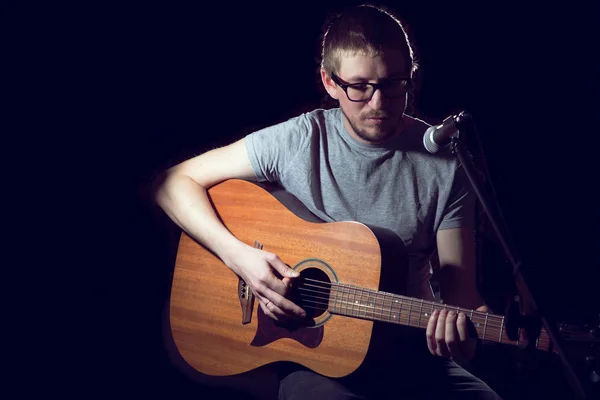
[292,280,553,346]
[297,279,505,322]
[295,288,505,330]
[294,302,553,349]
[294,290,551,346]
[294,278,505,327]
[295,288,554,347]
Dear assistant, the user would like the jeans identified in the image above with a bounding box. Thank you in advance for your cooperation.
[277,328,502,400]
[278,359,502,400]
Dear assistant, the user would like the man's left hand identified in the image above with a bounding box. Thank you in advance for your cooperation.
[426,309,477,364]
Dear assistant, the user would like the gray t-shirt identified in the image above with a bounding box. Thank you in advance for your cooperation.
[245,108,475,300]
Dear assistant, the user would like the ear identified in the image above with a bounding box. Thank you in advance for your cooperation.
[320,68,339,100]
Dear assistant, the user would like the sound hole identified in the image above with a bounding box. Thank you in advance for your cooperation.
[292,267,331,319]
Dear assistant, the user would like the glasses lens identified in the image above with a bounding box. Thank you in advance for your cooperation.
[346,80,409,101]
[347,84,373,101]
[382,80,409,97]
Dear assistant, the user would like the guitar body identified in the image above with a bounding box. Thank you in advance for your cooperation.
[167,179,408,381]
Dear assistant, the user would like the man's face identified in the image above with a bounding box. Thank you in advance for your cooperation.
[331,50,411,144]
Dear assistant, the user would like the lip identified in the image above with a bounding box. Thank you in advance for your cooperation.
[366,118,388,124]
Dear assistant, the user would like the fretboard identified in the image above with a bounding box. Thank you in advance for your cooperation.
[329,283,552,351]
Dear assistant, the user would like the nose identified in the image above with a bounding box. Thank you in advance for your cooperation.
[368,88,384,109]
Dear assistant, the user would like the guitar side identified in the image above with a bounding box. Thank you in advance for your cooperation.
[168,179,390,378]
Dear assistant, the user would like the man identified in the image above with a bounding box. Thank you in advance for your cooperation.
[152,4,502,399]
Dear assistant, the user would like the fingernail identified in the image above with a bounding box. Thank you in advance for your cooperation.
[458,312,465,319]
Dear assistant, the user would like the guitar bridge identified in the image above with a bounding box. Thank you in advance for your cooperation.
[238,241,261,324]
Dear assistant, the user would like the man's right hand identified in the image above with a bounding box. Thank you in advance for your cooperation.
[225,244,307,322]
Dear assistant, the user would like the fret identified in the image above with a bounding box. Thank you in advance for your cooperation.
[344,285,349,316]
[371,290,376,320]
[483,313,488,340]
[386,293,392,322]
[336,284,341,314]
[419,298,424,328]
[337,284,343,315]
[356,286,362,317]
[358,286,364,318]
[517,328,520,346]
[366,289,370,318]
[344,285,349,315]
[407,297,412,327]
[499,317,504,343]
[357,287,363,317]
[352,286,358,317]
[352,286,364,317]
[392,296,400,323]
[350,286,355,315]
[384,294,394,321]
[330,285,339,312]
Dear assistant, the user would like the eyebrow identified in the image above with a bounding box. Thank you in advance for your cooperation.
[344,73,410,82]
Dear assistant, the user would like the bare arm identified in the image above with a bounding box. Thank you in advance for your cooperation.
[435,226,486,311]
[426,226,487,363]
[153,138,257,264]
[152,137,305,321]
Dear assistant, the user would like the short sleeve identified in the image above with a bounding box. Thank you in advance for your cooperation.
[438,162,476,230]
[245,114,311,183]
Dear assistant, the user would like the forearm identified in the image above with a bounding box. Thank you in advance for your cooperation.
[438,267,485,311]
[154,173,247,265]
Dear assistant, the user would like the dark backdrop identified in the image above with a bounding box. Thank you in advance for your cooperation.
[5,0,597,398]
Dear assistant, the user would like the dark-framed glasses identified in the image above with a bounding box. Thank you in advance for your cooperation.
[331,73,411,102]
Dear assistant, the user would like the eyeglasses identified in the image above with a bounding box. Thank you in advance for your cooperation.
[331,73,411,102]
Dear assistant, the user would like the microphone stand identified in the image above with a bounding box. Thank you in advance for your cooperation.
[448,112,590,399]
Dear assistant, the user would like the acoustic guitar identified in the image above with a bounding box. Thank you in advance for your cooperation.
[167,179,557,380]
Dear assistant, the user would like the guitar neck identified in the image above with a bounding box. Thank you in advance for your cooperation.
[328,282,553,352]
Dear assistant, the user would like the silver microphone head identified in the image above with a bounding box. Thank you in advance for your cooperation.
[423,125,442,153]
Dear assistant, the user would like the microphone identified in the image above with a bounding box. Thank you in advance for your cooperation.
[423,111,471,154]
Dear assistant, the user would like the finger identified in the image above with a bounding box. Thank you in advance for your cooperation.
[435,309,451,357]
[457,312,477,360]
[260,258,296,297]
[258,298,280,321]
[251,282,291,321]
[281,277,294,297]
[252,277,303,320]
[456,312,470,343]
[426,310,439,355]
[263,287,306,318]
[445,310,460,359]
[266,253,300,279]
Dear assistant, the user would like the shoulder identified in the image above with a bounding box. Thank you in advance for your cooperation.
[259,108,340,134]
[301,108,343,130]
[281,107,343,143]
[245,108,339,154]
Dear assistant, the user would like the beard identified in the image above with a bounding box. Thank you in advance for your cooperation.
[341,107,404,144]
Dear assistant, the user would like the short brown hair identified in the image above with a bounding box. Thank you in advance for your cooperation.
[320,4,418,77]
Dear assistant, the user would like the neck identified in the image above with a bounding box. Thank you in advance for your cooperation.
[328,282,553,351]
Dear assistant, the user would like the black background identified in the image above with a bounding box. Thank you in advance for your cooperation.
[4,0,598,398]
